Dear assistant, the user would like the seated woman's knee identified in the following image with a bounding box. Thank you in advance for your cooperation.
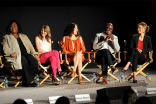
[53,50,59,54]
[75,51,81,55]
[31,56,38,65]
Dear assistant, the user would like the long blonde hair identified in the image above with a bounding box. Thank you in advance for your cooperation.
[39,25,51,43]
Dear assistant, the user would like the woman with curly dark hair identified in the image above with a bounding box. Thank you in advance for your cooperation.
[2,20,39,87]
[61,23,86,84]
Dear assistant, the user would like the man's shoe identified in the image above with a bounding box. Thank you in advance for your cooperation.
[102,78,108,84]
[111,67,118,74]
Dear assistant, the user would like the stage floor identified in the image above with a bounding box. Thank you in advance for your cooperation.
[0,67,156,104]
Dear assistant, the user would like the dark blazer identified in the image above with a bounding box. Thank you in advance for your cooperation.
[129,34,152,57]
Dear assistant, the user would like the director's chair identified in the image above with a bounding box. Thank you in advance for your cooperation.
[35,41,61,85]
[123,40,153,82]
[58,41,91,84]
[0,54,23,88]
[90,40,121,82]
[0,55,4,88]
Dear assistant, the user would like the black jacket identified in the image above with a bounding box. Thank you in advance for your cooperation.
[129,34,152,57]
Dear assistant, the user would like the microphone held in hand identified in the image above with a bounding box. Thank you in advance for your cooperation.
[99,36,105,42]
[99,36,109,43]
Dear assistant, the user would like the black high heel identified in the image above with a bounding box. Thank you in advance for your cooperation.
[133,80,137,83]
[121,68,127,75]
[52,77,60,85]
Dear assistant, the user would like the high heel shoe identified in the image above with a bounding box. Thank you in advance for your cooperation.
[121,68,127,75]
[133,80,137,83]
[78,77,84,84]
[71,71,76,77]
[52,77,60,85]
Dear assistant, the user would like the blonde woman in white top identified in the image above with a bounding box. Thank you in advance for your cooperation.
[35,25,63,85]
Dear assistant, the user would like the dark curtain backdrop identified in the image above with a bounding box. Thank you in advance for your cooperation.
[0,0,155,69]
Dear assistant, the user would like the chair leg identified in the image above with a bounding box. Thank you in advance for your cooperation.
[14,80,22,88]
[126,62,151,82]
[140,72,153,82]
[96,76,103,82]
[67,75,77,84]
[66,61,90,84]
[96,71,102,76]
[107,68,120,82]
[125,64,145,81]
[39,74,50,85]
[39,70,53,85]
[67,72,71,76]
[95,62,120,82]
[0,82,4,88]
[81,74,91,82]
[6,68,22,87]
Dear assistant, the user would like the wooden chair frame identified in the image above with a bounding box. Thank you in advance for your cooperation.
[124,50,153,82]
[90,51,121,82]
[58,41,91,84]
[37,64,53,85]
[0,55,4,88]
[36,41,61,85]
[123,40,153,82]
[0,55,22,88]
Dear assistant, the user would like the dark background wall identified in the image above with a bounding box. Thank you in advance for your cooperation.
[0,0,155,69]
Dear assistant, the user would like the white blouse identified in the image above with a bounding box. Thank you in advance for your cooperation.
[37,36,50,52]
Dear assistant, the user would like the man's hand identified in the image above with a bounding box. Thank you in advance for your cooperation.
[11,53,17,58]
[104,36,110,42]
[108,34,114,40]
[107,31,114,40]
[34,54,40,64]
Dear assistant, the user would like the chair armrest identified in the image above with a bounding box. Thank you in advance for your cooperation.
[91,51,96,63]
[59,51,70,64]
[59,51,92,64]
[115,51,121,63]
[0,55,4,68]
[149,51,153,63]
[123,50,127,61]
[3,55,14,62]
[83,51,91,53]
[83,51,91,63]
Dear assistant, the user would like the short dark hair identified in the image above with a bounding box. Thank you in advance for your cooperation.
[6,20,22,34]
[104,23,113,31]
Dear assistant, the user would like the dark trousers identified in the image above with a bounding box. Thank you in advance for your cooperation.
[128,48,146,72]
[21,54,38,84]
[95,49,114,76]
